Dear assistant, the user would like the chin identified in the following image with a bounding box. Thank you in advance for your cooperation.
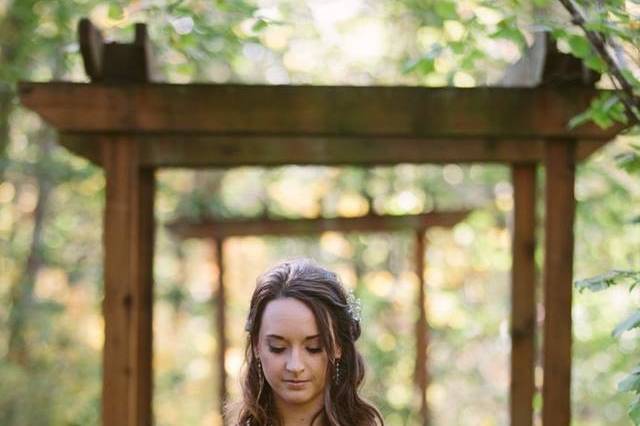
[277,388,320,405]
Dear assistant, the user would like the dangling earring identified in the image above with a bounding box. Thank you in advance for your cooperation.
[256,358,265,400]
[334,358,342,385]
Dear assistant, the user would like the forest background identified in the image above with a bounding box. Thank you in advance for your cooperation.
[1,0,640,425]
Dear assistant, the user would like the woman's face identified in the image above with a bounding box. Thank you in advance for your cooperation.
[257,297,339,411]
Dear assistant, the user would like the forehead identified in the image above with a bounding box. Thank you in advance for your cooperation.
[260,297,319,339]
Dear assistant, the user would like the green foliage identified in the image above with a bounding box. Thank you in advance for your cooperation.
[569,93,628,129]
[576,270,640,425]
[576,270,640,293]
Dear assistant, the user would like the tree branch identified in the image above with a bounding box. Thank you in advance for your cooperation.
[557,0,640,124]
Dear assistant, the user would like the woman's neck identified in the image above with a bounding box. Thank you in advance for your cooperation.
[275,396,325,426]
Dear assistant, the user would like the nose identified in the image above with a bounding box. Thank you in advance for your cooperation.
[285,348,305,374]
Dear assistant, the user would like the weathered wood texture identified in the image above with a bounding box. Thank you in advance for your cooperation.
[58,133,605,167]
[414,230,430,425]
[17,83,619,166]
[542,140,576,426]
[167,211,470,239]
[213,239,228,424]
[102,137,154,426]
[510,164,537,426]
[17,83,617,137]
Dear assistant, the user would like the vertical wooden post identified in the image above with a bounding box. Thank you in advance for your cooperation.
[542,140,576,426]
[213,238,227,423]
[102,137,154,426]
[510,164,536,426]
[414,229,429,425]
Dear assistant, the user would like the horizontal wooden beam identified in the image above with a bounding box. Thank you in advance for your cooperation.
[19,83,619,139]
[58,133,606,167]
[166,211,471,239]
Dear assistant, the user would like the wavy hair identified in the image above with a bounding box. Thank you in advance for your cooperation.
[231,259,383,426]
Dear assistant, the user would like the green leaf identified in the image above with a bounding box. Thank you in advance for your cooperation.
[568,35,591,58]
[622,69,640,87]
[583,54,607,73]
[252,18,268,33]
[630,396,640,425]
[568,110,592,129]
[575,270,640,292]
[108,4,124,20]
[613,310,640,337]
[434,1,458,20]
[619,372,640,392]
[403,45,442,75]
[491,19,526,47]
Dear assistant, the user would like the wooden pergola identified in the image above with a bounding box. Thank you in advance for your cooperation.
[167,211,470,424]
[18,19,622,426]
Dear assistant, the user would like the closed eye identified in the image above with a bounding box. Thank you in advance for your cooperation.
[268,345,285,353]
[307,347,323,354]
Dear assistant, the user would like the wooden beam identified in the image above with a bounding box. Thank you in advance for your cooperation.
[102,137,154,426]
[19,83,620,140]
[542,140,575,426]
[213,239,227,424]
[58,133,606,167]
[167,211,471,240]
[414,230,429,425]
[510,164,536,426]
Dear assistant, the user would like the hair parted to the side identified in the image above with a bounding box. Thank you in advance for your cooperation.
[229,258,384,426]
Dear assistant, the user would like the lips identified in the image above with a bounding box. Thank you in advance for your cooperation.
[284,380,309,389]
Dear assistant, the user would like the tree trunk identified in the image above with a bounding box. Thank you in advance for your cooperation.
[6,130,55,365]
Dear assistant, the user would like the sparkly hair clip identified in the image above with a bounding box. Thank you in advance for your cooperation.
[346,289,362,323]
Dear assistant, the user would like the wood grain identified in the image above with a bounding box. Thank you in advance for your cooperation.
[167,211,471,240]
[542,140,575,426]
[510,164,537,426]
[414,230,430,425]
[102,137,154,426]
[58,133,607,167]
[19,83,619,139]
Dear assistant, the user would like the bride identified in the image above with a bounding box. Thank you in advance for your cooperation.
[231,259,384,426]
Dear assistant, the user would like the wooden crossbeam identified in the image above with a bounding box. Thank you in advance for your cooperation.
[166,211,471,240]
[57,133,606,167]
[17,83,616,139]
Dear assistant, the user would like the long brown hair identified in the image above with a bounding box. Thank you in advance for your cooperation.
[231,259,383,426]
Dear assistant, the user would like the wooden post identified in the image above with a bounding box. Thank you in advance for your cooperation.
[414,229,429,425]
[510,164,536,426]
[542,140,576,426]
[213,238,227,423]
[102,137,154,426]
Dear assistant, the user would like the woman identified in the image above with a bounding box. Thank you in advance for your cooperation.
[232,259,384,426]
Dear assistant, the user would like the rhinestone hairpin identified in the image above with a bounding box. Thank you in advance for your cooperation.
[346,289,362,323]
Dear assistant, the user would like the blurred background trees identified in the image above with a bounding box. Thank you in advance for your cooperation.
[1,0,639,425]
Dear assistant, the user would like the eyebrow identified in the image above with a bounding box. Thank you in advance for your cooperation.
[266,334,320,341]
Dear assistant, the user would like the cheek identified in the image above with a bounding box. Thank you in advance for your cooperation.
[261,354,283,379]
[312,354,329,381]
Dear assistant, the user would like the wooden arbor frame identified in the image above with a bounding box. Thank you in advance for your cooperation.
[167,211,470,423]
[18,20,622,426]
